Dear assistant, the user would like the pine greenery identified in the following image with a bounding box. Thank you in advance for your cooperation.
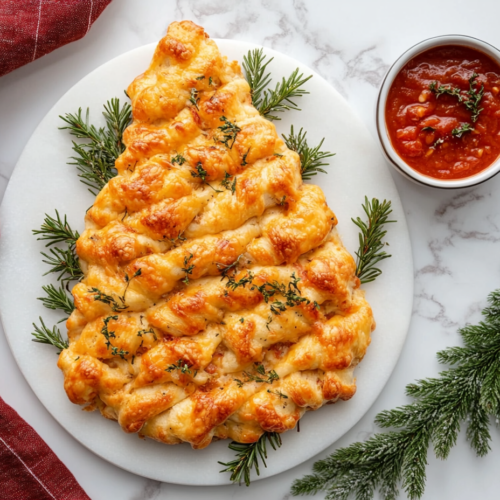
[242,48,312,121]
[292,289,500,499]
[59,97,131,195]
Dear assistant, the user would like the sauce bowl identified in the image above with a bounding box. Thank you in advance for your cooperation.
[377,34,500,189]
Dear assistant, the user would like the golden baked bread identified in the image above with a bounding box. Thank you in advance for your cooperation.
[58,20,375,449]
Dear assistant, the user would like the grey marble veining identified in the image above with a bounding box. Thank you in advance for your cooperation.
[2,0,500,499]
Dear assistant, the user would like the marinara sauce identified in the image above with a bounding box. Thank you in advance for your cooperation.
[386,45,500,179]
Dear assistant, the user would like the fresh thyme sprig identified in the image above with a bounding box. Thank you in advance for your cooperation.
[89,287,127,312]
[216,254,243,279]
[166,359,193,375]
[189,88,200,110]
[219,432,283,486]
[292,288,500,500]
[100,315,128,359]
[38,284,75,319]
[429,81,462,99]
[464,73,484,122]
[352,197,395,284]
[191,162,222,192]
[218,116,241,149]
[282,126,334,180]
[429,73,484,123]
[234,363,280,387]
[89,269,141,312]
[254,272,310,315]
[452,123,474,138]
[221,171,237,194]
[31,317,69,354]
[181,253,195,284]
[32,211,80,247]
[59,98,132,195]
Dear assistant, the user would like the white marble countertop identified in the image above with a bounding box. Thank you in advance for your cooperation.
[1,1,500,499]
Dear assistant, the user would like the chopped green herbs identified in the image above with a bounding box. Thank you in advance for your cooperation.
[218,116,241,149]
[189,88,200,110]
[452,123,474,138]
[166,359,192,375]
[171,154,187,165]
[181,253,195,284]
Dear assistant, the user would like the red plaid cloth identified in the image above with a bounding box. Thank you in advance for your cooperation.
[0,0,112,77]
[0,398,90,500]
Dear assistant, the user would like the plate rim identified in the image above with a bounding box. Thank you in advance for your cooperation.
[0,38,414,485]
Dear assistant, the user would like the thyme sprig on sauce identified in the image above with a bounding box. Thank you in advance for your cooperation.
[452,123,474,138]
[189,88,200,109]
[31,318,69,354]
[59,98,132,195]
[282,126,334,180]
[429,72,484,123]
[219,432,283,487]
[352,197,395,284]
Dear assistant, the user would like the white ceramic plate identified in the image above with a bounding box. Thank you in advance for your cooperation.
[0,40,413,485]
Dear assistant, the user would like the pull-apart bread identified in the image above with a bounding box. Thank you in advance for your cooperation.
[58,20,375,449]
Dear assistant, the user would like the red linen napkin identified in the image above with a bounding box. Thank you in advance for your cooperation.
[0,397,90,500]
[0,0,112,77]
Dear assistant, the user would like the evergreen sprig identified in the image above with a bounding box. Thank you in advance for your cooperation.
[41,246,83,284]
[282,126,334,180]
[32,211,80,247]
[59,98,132,195]
[38,284,75,319]
[31,318,69,354]
[292,288,500,500]
[219,432,283,486]
[352,197,395,284]
[242,48,274,110]
[242,49,312,121]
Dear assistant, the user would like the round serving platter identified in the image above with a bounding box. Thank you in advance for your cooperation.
[0,39,413,485]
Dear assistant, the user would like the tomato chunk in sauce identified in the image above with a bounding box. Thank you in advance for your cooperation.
[386,45,500,179]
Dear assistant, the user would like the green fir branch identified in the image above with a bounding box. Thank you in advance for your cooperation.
[38,284,75,318]
[242,48,274,109]
[282,126,334,180]
[41,246,83,284]
[32,211,80,247]
[219,432,283,486]
[31,317,69,354]
[292,289,500,500]
[352,197,396,284]
[242,49,312,121]
[59,98,132,195]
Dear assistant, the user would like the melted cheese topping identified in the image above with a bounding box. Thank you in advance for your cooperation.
[59,20,375,449]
